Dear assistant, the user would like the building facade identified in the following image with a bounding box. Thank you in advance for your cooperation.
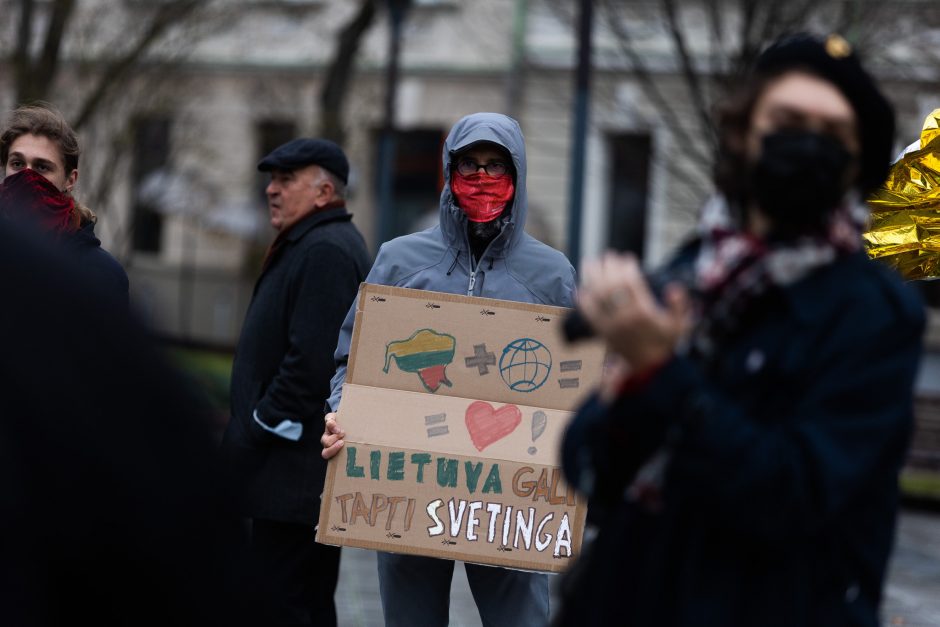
[2,0,939,348]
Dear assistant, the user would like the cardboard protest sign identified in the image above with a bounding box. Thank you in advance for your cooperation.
[316,284,605,573]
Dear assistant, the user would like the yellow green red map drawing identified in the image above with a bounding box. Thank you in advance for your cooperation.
[383,329,457,393]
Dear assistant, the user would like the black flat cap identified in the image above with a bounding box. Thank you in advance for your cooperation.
[755,33,895,195]
[257,137,349,184]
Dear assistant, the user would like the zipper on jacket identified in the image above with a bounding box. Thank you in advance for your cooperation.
[463,220,513,297]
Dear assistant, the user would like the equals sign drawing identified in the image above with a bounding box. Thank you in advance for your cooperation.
[425,413,449,438]
[480,309,496,316]
[558,360,582,388]
[370,296,387,302]
[426,302,441,309]
[535,315,551,322]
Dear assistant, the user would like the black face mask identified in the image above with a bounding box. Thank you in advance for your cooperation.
[748,129,853,237]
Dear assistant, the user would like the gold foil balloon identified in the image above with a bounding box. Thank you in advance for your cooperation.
[865,109,940,280]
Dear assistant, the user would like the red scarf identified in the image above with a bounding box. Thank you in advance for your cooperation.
[0,168,77,234]
[451,171,514,223]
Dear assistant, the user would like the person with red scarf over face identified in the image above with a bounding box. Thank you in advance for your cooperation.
[0,104,128,310]
[321,113,575,627]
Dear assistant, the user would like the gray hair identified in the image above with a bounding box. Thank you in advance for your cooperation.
[321,169,347,200]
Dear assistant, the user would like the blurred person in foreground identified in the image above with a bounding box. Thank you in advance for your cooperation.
[0,216,261,624]
[219,138,370,626]
[0,104,128,309]
[321,112,576,626]
[557,33,924,627]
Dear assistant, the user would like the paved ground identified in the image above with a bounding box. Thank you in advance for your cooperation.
[883,510,940,626]
[335,508,940,626]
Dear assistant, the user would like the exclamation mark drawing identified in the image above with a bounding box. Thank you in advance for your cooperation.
[528,411,547,455]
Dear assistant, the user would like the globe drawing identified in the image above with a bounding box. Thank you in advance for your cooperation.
[499,338,552,392]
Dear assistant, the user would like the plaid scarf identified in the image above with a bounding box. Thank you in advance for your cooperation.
[690,195,866,357]
[624,195,867,512]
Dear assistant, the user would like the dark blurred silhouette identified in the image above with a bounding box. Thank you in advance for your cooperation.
[558,33,924,627]
[0,221,264,626]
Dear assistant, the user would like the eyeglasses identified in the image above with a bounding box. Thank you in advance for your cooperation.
[455,157,510,178]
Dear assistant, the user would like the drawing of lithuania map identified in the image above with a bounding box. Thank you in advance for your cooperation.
[384,329,456,393]
[319,284,606,573]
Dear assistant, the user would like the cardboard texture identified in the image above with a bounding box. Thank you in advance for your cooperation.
[317,284,605,573]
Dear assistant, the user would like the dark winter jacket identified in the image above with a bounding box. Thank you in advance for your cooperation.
[221,207,370,524]
[559,248,924,627]
[64,220,128,311]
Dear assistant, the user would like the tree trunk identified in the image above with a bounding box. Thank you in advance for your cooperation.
[319,0,378,144]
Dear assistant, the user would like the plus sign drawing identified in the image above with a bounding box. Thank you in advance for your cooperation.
[464,343,497,375]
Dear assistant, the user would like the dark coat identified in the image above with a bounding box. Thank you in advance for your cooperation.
[559,249,924,627]
[64,221,129,311]
[0,220,266,626]
[221,207,370,524]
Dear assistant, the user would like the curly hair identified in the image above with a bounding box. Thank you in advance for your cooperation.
[0,103,81,173]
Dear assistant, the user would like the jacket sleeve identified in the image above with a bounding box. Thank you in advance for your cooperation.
[254,242,362,437]
[563,306,924,542]
[326,243,393,413]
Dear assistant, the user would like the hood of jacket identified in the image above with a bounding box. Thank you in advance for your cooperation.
[439,112,528,256]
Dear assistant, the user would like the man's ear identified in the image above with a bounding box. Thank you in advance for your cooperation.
[315,177,335,208]
[322,177,336,199]
[66,169,78,193]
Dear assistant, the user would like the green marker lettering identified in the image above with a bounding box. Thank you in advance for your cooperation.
[437,457,458,488]
[345,446,365,478]
[482,464,502,494]
[464,461,484,493]
[411,453,432,483]
[387,451,405,481]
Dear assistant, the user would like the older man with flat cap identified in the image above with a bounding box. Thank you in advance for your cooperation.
[221,137,370,626]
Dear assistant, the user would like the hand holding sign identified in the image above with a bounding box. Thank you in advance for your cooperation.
[317,284,605,573]
[321,413,346,459]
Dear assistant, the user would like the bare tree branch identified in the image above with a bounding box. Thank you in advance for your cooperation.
[660,0,716,147]
[319,0,378,144]
[14,0,36,103]
[73,1,201,130]
[601,0,714,176]
[32,0,77,101]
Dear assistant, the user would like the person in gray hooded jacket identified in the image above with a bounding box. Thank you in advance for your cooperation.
[321,112,575,626]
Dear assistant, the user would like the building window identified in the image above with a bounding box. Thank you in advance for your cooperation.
[255,119,297,204]
[132,117,171,253]
[606,133,652,257]
[379,128,445,239]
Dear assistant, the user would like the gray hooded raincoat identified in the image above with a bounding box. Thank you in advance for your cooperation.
[328,112,576,411]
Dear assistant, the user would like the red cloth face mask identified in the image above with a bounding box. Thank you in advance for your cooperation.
[0,168,76,233]
[451,171,515,223]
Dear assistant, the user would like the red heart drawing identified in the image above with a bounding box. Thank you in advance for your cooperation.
[465,401,522,452]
